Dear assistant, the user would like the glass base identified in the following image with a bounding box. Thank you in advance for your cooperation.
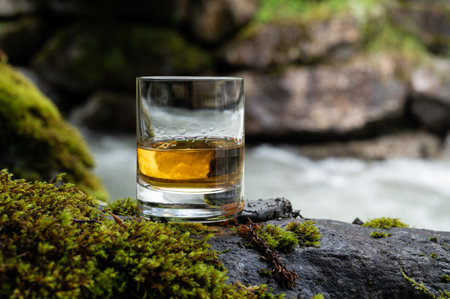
[137,182,243,223]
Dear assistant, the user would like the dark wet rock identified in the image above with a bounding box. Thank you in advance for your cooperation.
[70,90,135,133]
[352,217,364,225]
[33,23,212,93]
[242,56,408,141]
[0,0,36,16]
[298,131,442,160]
[0,18,49,65]
[410,58,450,137]
[210,217,450,298]
[220,15,360,69]
[390,0,450,55]
[186,0,259,44]
[238,198,300,223]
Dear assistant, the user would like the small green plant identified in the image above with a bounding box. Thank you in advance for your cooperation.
[429,236,439,243]
[401,269,435,298]
[285,221,321,247]
[257,224,299,253]
[258,268,273,278]
[363,217,408,229]
[430,253,438,259]
[441,274,450,283]
[310,294,324,299]
[401,269,450,299]
[370,231,391,239]
[105,197,140,216]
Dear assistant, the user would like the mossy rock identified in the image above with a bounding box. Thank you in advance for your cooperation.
[0,170,278,298]
[0,61,107,201]
[33,23,213,93]
[389,0,450,55]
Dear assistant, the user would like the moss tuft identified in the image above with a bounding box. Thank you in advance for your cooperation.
[0,169,277,298]
[0,61,107,200]
[310,294,324,299]
[363,217,408,230]
[105,197,140,217]
[430,253,438,259]
[285,221,321,247]
[257,224,299,253]
[429,236,439,243]
[370,231,391,239]
[442,275,450,283]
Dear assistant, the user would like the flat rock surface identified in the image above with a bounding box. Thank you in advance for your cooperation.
[210,202,450,298]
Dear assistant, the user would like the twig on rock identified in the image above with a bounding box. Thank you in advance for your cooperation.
[110,213,127,229]
[236,219,299,289]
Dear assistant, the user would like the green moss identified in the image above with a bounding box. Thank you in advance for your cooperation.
[370,231,391,239]
[363,217,408,230]
[401,269,435,298]
[285,221,321,247]
[430,253,438,259]
[0,169,281,298]
[430,236,439,243]
[255,0,369,23]
[34,23,212,91]
[253,0,429,70]
[257,224,298,253]
[441,275,450,283]
[258,268,273,278]
[401,269,450,299]
[310,294,324,299]
[105,197,140,217]
[363,21,428,65]
[0,61,107,200]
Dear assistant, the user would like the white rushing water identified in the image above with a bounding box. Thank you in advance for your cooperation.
[86,133,450,231]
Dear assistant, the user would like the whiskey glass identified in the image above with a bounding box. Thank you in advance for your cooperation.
[136,76,244,222]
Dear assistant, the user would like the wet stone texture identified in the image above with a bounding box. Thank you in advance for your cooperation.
[211,199,450,298]
[238,198,301,223]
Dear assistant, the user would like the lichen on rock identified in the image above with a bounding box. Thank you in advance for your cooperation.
[0,61,107,200]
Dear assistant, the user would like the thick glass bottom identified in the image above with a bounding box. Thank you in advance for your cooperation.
[137,181,243,223]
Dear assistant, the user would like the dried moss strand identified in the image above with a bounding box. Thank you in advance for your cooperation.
[237,220,299,289]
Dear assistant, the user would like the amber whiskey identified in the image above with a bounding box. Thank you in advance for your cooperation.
[137,138,244,191]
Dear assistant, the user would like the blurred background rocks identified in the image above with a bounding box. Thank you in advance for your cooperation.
[1,0,450,166]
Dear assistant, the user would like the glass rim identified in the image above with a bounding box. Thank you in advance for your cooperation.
[137,76,243,82]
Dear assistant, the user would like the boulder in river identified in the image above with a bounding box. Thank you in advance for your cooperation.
[243,55,408,141]
[390,0,450,55]
[297,131,442,160]
[186,0,259,44]
[220,14,360,69]
[410,57,450,137]
[70,90,135,133]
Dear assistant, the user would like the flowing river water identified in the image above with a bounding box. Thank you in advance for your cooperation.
[85,132,450,231]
